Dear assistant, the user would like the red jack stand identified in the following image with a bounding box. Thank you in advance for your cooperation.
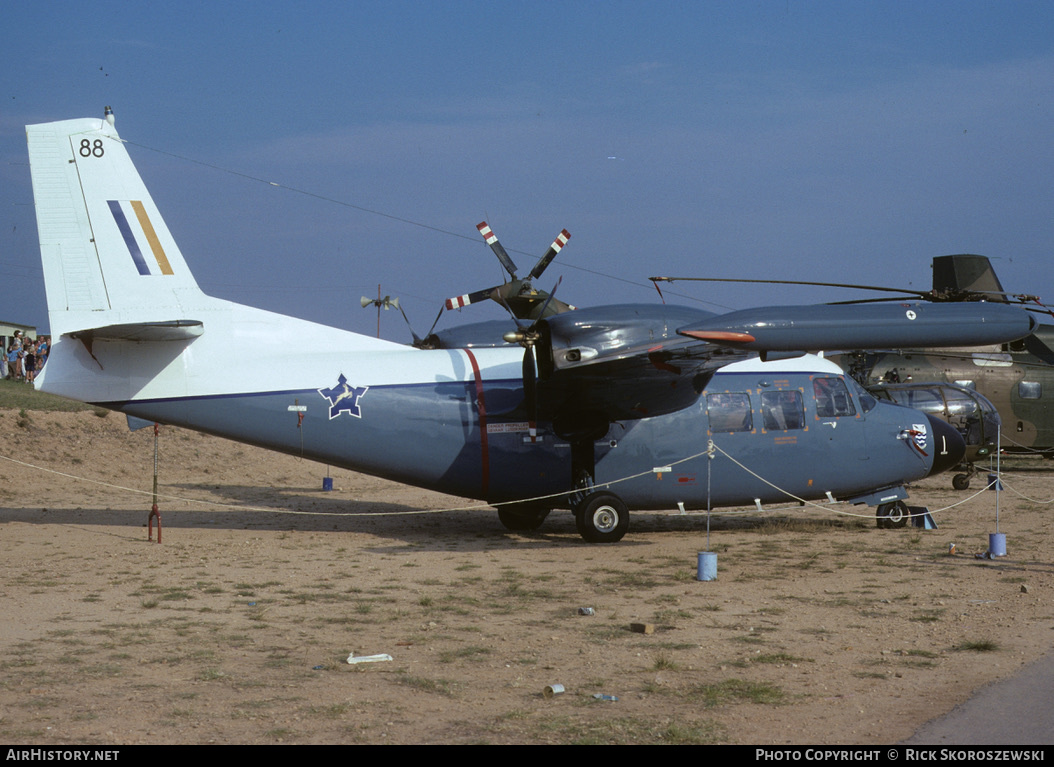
[147,422,162,543]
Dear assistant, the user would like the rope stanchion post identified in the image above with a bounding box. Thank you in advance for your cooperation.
[148,422,162,543]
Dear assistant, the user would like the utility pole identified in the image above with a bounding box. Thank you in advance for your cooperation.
[360,284,401,339]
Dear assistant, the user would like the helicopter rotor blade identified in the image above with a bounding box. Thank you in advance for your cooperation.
[477,221,519,278]
[443,222,575,323]
[528,229,571,280]
[650,275,1045,308]
[650,275,932,299]
[444,285,501,311]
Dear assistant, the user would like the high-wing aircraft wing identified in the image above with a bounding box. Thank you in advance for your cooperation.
[522,300,1036,435]
[673,302,1036,352]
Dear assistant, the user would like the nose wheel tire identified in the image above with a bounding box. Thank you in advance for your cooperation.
[876,500,909,529]
[574,492,629,543]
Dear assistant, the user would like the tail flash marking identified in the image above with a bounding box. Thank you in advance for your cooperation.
[130,201,174,275]
[108,201,149,275]
[108,200,175,276]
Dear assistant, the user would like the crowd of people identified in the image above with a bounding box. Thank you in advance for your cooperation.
[2,331,49,384]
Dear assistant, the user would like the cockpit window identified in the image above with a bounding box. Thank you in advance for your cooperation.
[707,392,753,432]
[847,377,878,413]
[761,390,805,431]
[812,377,856,417]
[943,388,980,417]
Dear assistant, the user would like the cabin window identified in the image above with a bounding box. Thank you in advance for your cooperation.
[1019,381,1041,400]
[760,390,805,431]
[971,352,1013,367]
[706,392,753,432]
[812,377,856,417]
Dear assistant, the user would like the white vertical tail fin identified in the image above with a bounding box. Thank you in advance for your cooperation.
[27,115,211,339]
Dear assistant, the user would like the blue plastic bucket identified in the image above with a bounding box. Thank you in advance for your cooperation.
[697,552,718,581]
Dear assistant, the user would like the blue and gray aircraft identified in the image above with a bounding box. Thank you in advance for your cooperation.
[24,111,1038,541]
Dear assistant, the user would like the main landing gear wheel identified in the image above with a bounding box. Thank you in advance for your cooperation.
[952,473,971,491]
[574,492,629,543]
[876,500,909,529]
[497,507,550,532]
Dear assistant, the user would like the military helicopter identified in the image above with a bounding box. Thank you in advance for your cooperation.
[863,380,1000,490]
[830,255,1054,470]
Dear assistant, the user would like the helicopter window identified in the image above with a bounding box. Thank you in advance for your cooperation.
[812,377,856,417]
[761,390,804,431]
[972,352,1013,367]
[706,392,753,432]
[891,388,946,415]
[954,380,975,390]
[1019,381,1041,400]
[944,389,978,417]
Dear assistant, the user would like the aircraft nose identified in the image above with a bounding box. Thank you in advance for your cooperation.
[926,414,966,477]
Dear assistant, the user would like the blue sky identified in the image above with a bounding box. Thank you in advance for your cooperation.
[3,1,1053,339]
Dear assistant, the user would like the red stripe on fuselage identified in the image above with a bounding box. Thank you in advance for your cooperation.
[464,349,489,497]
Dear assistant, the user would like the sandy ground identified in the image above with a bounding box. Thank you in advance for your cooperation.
[0,409,1052,745]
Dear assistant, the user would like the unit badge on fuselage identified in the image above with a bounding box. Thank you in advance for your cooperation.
[912,422,929,454]
[318,374,369,419]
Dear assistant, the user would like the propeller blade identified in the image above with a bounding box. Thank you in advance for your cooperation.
[477,222,518,278]
[412,305,448,349]
[528,229,570,280]
[522,344,538,442]
[392,302,425,346]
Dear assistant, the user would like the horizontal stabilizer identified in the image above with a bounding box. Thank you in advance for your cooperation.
[69,320,204,343]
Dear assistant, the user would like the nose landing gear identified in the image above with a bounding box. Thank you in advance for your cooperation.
[574,492,629,543]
